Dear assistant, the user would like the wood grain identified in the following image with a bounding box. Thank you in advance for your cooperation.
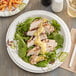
[0,0,76,76]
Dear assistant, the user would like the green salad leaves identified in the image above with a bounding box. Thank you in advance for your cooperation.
[35,60,48,67]
[47,20,64,50]
[51,20,60,31]
[47,32,64,49]
[15,17,42,63]
[35,51,57,67]
[14,17,65,67]
[15,34,27,58]
[15,17,42,37]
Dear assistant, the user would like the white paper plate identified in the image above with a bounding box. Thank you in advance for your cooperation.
[0,0,29,17]
[6,10,71,73]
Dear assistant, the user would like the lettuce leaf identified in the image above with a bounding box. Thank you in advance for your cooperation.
[15,34,27,58]
[35,60,48,67]
[22,56,30,63]
[54,33,64,48]
[46,51,57,62]
[51,20,60,31]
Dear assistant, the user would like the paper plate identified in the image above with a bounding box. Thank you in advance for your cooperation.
[6,10,71,73]
[0,0,29,17]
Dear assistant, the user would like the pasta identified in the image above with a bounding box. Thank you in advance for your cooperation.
[0,0,23,11]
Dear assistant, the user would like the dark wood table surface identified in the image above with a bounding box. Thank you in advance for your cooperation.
[0,0,76,76]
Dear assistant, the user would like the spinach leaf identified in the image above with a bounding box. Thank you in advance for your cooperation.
[18,43,26,58]
[22,36,30,41]
[51,20,60,31]
[22,56,30,63]
[16,34,27,58]
[47,32,58,39]
[35,60,48,67]
[46,52,57,62]
[54,33,64,48]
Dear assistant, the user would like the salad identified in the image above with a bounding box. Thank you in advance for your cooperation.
[14,17,66,67]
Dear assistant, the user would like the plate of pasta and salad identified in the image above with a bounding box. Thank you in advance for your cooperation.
[0,0,29,17]
[6,10,71,73]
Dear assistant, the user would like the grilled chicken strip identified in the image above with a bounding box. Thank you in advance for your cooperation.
[42,39,57,51]
[27,19,54,36]
[27,46,40,56]
[27,32,47,48]
[43,22,55,34]
[27,36,36,48]
[30,55,45,64]
[27,19,43,36]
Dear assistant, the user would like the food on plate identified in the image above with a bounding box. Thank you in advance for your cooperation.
[14,17,64,67]
[0,0,23,11]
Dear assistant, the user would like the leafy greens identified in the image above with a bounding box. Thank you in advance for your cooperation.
[14,17,64,67]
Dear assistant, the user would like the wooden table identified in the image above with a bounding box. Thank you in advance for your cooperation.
[0,0,76,76]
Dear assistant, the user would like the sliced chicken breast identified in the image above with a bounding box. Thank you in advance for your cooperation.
[42,39,57,51]
[27,32,47,48]
[27,30,36,36]
[27,36,36,48]
[27,19,43,36]
[27,46,40,56]
[43,22,55,34]
[30,19,42,30]
[40,32,47,40]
